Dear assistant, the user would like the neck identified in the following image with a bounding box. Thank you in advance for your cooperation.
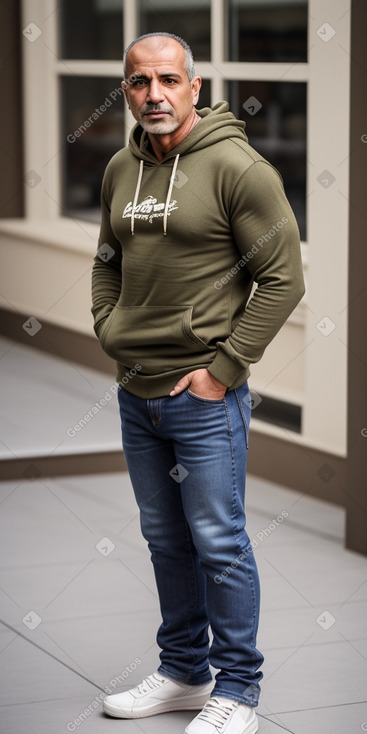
[148,109,201,161]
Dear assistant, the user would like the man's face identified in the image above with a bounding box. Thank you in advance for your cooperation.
[122,37,201,135]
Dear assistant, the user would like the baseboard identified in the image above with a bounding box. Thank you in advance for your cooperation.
[0,451,127,482]
[0,306,115,376]
[247,433,346,508]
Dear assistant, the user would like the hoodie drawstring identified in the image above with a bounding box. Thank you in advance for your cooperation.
[164,154,180,236]
[131,160,144,236]
[130,154,180,237]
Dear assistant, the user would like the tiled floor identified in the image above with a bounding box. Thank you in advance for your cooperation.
[1,336,367,733]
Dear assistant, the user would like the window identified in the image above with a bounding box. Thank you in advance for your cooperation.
[227,0,308,62]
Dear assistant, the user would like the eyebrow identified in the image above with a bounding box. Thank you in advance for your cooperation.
[130,72,183,81]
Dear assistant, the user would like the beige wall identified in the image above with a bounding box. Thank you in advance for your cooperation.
[0,220,96,335]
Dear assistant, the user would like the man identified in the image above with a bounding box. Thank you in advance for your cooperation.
[92,32,305,734]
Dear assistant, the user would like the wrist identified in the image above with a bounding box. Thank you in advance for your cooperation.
[206,369,226,390]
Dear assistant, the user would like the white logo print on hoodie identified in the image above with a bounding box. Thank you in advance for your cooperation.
[122,195,178,225]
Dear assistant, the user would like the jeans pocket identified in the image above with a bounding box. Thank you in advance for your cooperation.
[185,388,226,405]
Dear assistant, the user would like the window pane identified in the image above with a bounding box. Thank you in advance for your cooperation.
[139,0,211,61]
[61,77,125,221]
[60,0,123,60]
[227,81,307,240]
[227,0,308,62]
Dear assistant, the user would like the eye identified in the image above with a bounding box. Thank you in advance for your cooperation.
[131,78,147,87]
[164,78,177,85]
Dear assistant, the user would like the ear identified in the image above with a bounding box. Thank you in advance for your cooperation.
[191,76,202,106]
[121,81,130,109]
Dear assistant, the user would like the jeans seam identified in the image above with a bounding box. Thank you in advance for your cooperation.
[234,388,249,449]
[182,519,201,683]
[223,395,245,547]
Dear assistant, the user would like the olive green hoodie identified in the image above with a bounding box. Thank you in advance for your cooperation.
[91,101,305,398]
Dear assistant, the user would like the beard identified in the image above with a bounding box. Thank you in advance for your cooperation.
[139,118,180,134]
[138,104,180,135]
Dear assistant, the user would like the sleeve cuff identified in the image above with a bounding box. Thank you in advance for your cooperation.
[207,346,246,388]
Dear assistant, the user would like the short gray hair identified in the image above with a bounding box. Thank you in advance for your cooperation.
[123,32,196,82]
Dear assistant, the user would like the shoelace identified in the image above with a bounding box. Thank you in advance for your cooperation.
[136,673,165,696]
[195,697,238,727]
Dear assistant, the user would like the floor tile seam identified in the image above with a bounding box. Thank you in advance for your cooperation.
[257,713,296,733]
[260,604,367,616]
[259,636,367,653]
[0,692,107,709]
[260,600,367,612]
[264,699,367,716]
[260,598,367,613]
[338,597,367,606]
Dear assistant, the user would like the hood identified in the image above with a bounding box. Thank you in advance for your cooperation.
[127,101,248,236]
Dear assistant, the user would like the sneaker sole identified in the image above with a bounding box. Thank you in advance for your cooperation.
[103,695,212,719]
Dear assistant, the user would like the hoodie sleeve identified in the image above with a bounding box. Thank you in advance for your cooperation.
[207,160,305,388]
[91,166,123,339]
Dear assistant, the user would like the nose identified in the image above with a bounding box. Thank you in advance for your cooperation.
[146,78,164,104]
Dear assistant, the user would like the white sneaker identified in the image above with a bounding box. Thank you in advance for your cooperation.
[103,671,213,718]
[185,697,258,734]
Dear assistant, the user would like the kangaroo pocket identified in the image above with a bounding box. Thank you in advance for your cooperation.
[100,305,212,373]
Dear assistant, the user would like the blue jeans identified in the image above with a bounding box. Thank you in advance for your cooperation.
[117,382,264,706]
